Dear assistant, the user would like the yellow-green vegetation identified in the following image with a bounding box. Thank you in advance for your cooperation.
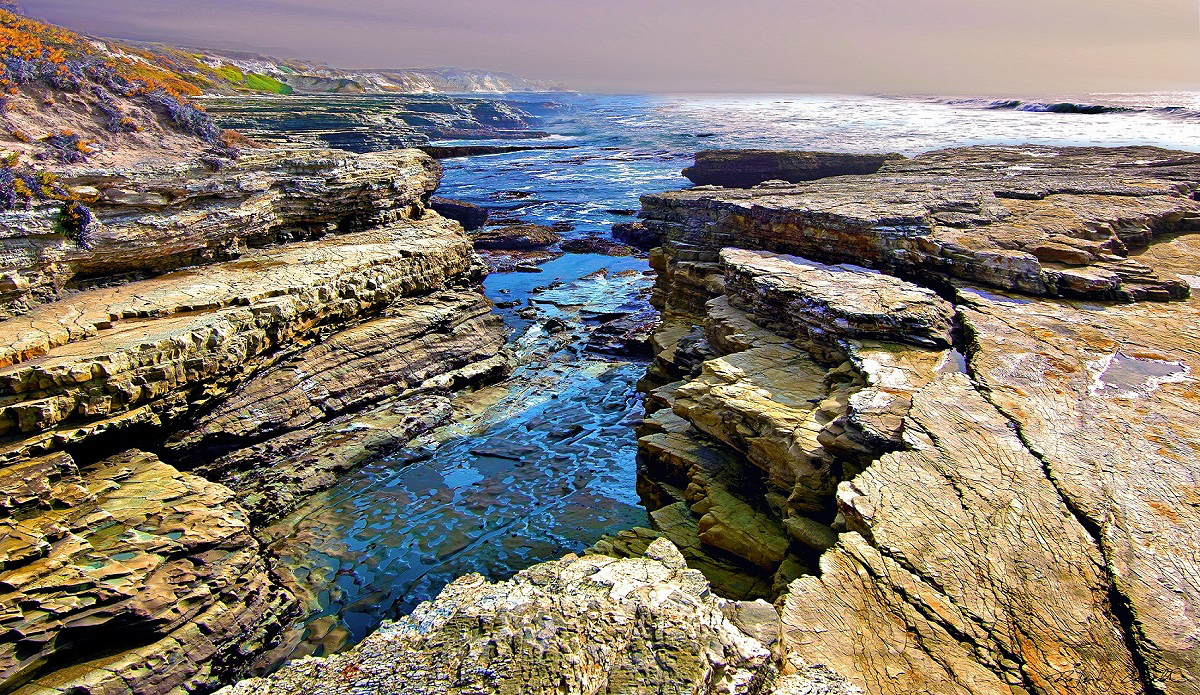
[212,64,292,94]
[214,64,244,83]
[244,72,293,94]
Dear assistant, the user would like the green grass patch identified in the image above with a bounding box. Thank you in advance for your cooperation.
[244,73,293,95]
[214,65,245,84]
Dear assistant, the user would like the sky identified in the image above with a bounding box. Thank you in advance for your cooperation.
[19,0,1200,94]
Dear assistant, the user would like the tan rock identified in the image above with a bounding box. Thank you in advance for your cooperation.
[782,372,1141,695]
[720,248,956,351]
[643,145,1200,304]
[958,230,1200,693]
[217,539,800,695]
[0,148,442,316]
[0,450,297,695]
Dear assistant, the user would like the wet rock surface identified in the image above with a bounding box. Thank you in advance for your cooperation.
[429,197,488,230]
[612,220,663,250]
[560,235,637,256]
[241,252,660,664]
[681,149,903,188]
[471,223,561,250]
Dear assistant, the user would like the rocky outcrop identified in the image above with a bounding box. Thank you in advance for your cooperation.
[646,145,1200,302]
[217,538,860,695]
[1,450,297,695]
[627,145,1200,695]
[420,144,576,159]
[204,96,559,154]
[0,147,442,318]
[0,145,511,693]
[430,196,488,230]
[471,223,561,250]
[560,235,636,256]
[681,150,903,188]
[955,234,1200,692]
[612,220,662,250]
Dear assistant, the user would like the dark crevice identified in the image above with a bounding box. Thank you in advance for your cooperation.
[864,542,1035,691]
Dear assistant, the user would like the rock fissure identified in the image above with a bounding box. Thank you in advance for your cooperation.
[607,146,1200,695]
[959,330,1165,695]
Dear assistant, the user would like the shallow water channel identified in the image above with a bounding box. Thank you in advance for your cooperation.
[262,252,655,658]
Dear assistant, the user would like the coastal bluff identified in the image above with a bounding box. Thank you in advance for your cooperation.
[238,145,1200,695]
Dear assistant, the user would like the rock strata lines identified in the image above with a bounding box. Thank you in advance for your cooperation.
[0,146,511,694]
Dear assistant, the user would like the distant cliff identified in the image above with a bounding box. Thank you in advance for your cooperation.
[143,46,567,94]
[94,42,564,96]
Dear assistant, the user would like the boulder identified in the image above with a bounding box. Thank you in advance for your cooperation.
[612,220,663,250]
[471,223,561,250]
[430,196,488,230]
[560,234,636,256]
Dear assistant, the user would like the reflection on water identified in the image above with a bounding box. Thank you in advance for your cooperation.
[262,253,654,660]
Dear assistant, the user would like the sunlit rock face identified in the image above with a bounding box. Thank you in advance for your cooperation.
[0,146,511,694]
[0,148,443,319]
[217,538,860,695]
[625,145,1200,695]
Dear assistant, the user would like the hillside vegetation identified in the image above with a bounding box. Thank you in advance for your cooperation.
[0,9,258,243]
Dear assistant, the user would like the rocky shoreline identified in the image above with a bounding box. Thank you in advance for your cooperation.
[225,145,1199,695]
[2,37,1199,692]
[0,145,512,694]
[620,145,1200,694]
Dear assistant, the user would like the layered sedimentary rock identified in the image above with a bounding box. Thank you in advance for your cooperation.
[627,145,1200,695]
[646,145,1200,303]
[0,146,511,693]
[217,538,859,695]
[1,450,296,695]
[0,147,441,318]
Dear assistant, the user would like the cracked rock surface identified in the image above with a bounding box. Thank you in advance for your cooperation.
[217,538,860,695]
[625,145,1200,695]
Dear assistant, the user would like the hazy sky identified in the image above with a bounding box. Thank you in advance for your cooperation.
[20,0,1200,94]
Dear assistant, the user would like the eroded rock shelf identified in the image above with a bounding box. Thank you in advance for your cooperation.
[620,146,1200,695]
[0,146,512,695]
[5,138,1200,695]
